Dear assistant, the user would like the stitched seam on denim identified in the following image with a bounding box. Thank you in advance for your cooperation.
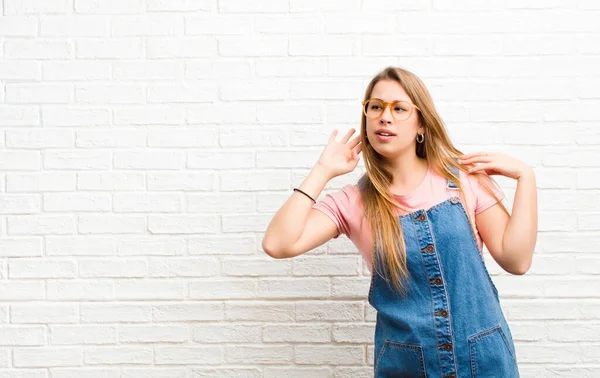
[367,264,375,305]
[419,347,426,378]
[394,195,458,221]
[469,325,501,342]
[426,196,454,215]
[469,325,517,377]
[418,218,443,374]
[426,196,456,218]
[467,326,502,378]
[374,316,389,375]
[368,238,377,305]
[499,326,518,365]
[425,215,445,374]
[469,339,478,378]
[417,218,440,376]
[374,340,388,374]
[455,199,500,298]
[385,341,422,350]
[425,213,458,376]
[379,342,427,378]
[454,199,484,256]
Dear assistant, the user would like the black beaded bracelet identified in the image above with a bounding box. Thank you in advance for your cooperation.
[293,188,316,204]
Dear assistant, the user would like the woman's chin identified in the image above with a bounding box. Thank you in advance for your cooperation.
[371,143,412,159]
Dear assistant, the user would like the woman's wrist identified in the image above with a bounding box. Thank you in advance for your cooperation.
[313,162,337,181]
[516,167,535,181]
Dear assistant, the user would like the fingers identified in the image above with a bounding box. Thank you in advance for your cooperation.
[461,152,489,158]
[340,128,356,144]
[459,155,493,165]
[460,152,494,160]
[328,129,338,144]
[468,163,492,173]
[352,142,362,156]
[329,128,359,145]
[349,134,361,149]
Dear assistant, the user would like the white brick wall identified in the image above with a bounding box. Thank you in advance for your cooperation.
[0,0,599,376]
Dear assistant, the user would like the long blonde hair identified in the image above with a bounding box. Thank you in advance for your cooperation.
[358,66,507,294]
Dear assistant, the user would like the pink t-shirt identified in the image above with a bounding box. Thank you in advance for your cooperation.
[312,165,504,272]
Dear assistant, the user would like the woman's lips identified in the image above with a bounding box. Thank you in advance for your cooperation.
[375,134,395,142]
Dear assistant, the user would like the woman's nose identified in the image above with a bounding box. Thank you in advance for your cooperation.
[380,105,393,123]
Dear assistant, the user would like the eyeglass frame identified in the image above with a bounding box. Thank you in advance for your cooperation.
[361,98,421,121]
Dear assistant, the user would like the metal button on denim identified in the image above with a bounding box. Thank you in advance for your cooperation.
[422,245,435,253]
[440,343,453,351]
[435,310,449,317]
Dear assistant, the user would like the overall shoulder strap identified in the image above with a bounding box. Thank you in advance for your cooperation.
[446,164,460,190]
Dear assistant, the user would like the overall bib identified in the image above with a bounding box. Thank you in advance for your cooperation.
[368,171,520,378]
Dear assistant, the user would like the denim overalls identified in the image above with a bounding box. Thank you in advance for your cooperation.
[368,168,520,378]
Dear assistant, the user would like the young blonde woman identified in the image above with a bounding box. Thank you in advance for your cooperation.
[262,66,537,378]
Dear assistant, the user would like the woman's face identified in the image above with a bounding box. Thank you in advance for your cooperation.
[364,79,423,159]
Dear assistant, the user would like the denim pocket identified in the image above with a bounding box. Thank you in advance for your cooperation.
[375,340,426,378]
[469,325,519,378]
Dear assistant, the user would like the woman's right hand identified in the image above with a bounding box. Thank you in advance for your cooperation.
[316,128,362,178]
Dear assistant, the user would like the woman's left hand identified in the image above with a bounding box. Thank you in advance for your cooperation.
[458,152,533,180]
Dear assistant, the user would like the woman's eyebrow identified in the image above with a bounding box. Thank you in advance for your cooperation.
[370,97,410,103]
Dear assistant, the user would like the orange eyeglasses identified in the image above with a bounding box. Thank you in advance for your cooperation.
[362,98,420,121]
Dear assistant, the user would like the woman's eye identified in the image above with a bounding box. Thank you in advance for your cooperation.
[394,107,407,112]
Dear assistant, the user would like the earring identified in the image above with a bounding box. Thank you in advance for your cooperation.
[416,133,424,143]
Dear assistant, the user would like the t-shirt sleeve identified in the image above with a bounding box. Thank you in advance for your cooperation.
[471,173,505,214]
[311,185,354,239]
